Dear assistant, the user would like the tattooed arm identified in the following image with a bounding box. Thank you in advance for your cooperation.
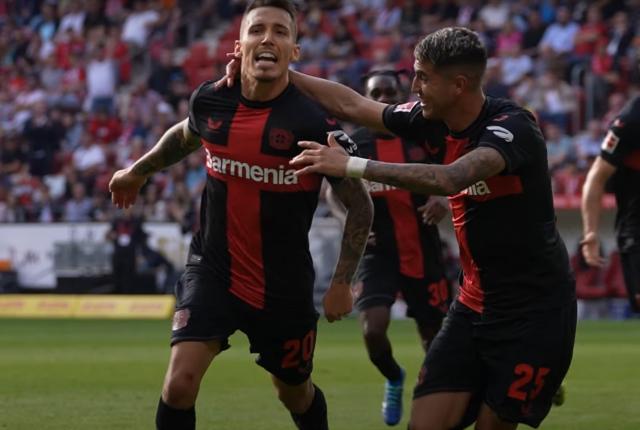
[322,177,373,322]
[109,119,201,208]
[291,141,506,196]
[363,147,505,195]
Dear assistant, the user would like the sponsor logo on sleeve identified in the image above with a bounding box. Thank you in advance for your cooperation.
[394,101,419,113]
[486,125,514,143]
[601,130,620,154]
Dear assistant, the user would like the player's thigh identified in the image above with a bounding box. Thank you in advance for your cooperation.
[359,305,392,336]
[170,263,238,347]
[354,253,400,312]
[481,302,576,428]
[409,392,474,430]
[475,403,518,430]
[248,312,320,386]
[164,340,223,384]
[413,302,483,403]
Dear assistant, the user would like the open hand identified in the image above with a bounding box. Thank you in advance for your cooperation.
[290,133,350,177]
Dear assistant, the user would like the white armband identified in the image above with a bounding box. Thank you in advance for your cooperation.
[345,157,368,179]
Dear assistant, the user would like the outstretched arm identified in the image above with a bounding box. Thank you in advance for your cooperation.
[323,177,373,322]
[289,70,389,134]
[581,156,616,267]
[110,119,201,209]
[291,140,505,196]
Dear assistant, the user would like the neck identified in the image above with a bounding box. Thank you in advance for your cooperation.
[240,73,289,102]
[443,91,486,133]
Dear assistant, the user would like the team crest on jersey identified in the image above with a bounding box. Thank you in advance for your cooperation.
[394,101,418,112]
[207,117,223,131]
[602,130,620,153]
[172,309,190,331]
[268,128,295,150]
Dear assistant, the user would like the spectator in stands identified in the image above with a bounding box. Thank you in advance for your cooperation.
[374,0,401,34]
[63,182,92,222]
[545,122,576,173]
[539,6,580,56]
[299,21,330,64]
[0,134,27,176]
[23,101,64,177]
[72,130,106,183]
[521,8,547,56]
[85,42,117,113]
[478,0,510,33]
[499,42,533,86]
[121,0,161,51]
[573,5,608,64]
[536,69,577,131]
[107,208,146,293]
[575,119,605,170]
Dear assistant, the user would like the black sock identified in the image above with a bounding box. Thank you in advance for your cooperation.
[290,384,328,430]
[369,348,402,381]
[156,397,195,430]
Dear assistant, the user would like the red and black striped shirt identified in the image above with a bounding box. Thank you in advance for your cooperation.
[187,81,343,314]
[383,97,575,316]
[352,126,445,280]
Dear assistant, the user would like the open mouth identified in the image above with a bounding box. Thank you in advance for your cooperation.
[254,52,278,66]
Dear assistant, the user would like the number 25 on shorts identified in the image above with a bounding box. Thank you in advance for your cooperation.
[281,330,316,369]
[507,363,550,402]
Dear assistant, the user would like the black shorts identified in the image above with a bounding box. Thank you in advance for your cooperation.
[414,300,577,428]
[354,253,449,327]
[620,248,640,312]
[170,263,319,386]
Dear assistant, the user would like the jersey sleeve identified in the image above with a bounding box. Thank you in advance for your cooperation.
[187,81,212,136]
[382,101,423,140]
[477,112,541,174]
[600,112,636,167]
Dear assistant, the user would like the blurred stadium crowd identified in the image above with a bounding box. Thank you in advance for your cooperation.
[0,0,639,226]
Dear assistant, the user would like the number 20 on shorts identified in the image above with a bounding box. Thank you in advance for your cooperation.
[281,330,316,369]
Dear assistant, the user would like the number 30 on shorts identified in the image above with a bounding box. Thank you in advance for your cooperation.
[507,363,550,401]
[281,330,316,369]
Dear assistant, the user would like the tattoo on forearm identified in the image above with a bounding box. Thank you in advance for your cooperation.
[331,178,373,285]
[131,122,201,177]
[364,147,505,196]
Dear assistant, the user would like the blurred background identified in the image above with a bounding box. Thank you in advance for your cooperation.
[0,0,638,320]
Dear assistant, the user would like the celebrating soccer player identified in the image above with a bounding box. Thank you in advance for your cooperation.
[325,69,450,426]
[280,27,576,430]
[109,1,373,429]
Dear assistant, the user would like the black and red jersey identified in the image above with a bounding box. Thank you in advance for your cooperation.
[187,81,344,314]
[352,126,445,279]
[600,96,640,250]
[383,97,575,316]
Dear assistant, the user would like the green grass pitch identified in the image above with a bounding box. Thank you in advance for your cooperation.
[1,317,639,429]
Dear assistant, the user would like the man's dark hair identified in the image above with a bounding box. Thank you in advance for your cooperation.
[360,69,409,87]
[244,0,299,37]
[414,27,487,87]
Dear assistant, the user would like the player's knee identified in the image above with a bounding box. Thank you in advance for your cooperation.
[162,372,200,408]
[363,324,387,347]
[276,381,314,413]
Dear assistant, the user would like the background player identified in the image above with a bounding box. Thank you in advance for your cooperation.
[581,95,640,313]
[326,69,450,426]
[109,1,373,429]
[283,27,576,430]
